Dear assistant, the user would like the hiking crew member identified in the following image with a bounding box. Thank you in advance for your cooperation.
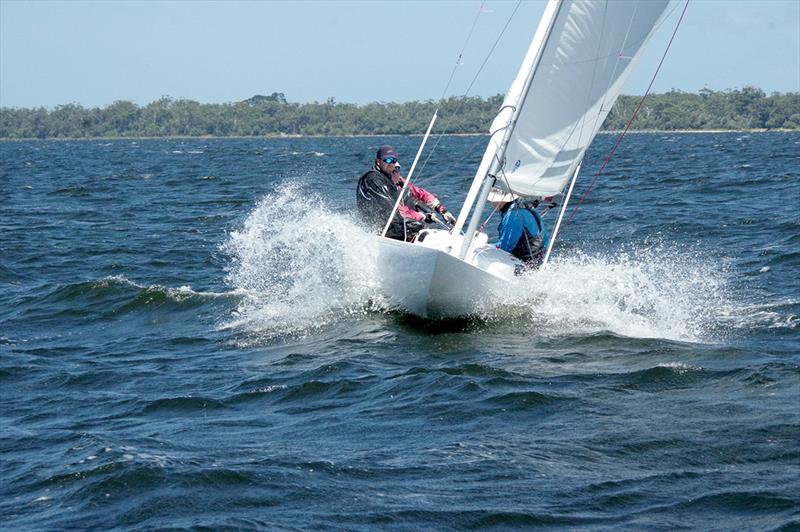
[488,188,547,271]
[356,146,456,241]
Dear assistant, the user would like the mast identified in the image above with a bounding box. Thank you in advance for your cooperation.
[454,0,563,260]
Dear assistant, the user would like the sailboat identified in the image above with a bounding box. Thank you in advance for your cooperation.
[373,0,672,319]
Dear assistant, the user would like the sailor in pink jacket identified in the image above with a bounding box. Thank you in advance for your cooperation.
[392,169,457,226]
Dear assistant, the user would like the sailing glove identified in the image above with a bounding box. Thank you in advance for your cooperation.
[424,212,442,225]
[442,211,457,225]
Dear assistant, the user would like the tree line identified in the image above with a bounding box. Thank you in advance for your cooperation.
[1,87,797,139]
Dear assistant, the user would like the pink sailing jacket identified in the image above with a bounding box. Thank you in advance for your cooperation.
[395,177,448,221]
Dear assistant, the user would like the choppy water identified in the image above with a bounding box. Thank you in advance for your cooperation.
[1,133,798,529]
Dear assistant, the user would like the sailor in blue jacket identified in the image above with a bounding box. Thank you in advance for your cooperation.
[488,188,547,271]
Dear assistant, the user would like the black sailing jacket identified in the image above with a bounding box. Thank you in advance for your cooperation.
[356,168,425,241]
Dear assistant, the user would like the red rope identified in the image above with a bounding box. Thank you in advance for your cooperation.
[564,0,690,226]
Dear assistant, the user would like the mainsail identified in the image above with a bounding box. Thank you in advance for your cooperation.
[454,0,671,253]
[497,0,671,198]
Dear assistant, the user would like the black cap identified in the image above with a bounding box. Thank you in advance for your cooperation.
[376,146,399,160]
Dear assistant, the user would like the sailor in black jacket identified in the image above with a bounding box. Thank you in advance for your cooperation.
[356,146,426,241]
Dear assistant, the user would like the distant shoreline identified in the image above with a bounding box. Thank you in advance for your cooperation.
[1,129,797,142]
[4,89,797,138]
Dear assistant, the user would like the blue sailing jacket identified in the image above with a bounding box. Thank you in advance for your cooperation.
[495,202,547,263]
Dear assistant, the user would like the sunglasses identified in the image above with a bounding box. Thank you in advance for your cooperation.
[382,157,399,164]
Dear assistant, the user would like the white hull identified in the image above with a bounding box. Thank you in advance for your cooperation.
[373,229,521,319]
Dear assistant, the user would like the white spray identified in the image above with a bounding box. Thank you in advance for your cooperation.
[222,183,387,340]
[224,183,741,344]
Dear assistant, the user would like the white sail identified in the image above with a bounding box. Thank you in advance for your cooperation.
[493,0,670,198]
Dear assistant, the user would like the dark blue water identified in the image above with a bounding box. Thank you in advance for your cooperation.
[1,133,798,529]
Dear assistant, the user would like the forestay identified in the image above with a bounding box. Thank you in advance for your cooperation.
[494,0,670,198]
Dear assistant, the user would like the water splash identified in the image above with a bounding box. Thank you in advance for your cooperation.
[223,186,747,343]
[222,183,386,341]
[485,245,734,343]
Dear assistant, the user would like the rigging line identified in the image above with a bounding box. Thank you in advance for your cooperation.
[414,0,523,182]
[479,203,501,232]
[462,0,523,97]
[439,1,487,102]
[395,1,487,199]
[416,112,514,189]
[496,161,517,202]
[563,0,690,226]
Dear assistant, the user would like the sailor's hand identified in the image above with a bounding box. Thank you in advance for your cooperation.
[424,212,442,224]
[442,211,456,225]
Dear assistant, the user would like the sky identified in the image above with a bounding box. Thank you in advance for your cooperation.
[1,0,798,109]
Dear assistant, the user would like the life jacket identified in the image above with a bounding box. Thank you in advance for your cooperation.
[510,203,546,265]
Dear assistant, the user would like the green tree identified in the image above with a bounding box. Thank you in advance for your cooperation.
[2,89,798,139]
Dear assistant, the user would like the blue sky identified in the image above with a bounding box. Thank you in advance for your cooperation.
[1,0,798,109]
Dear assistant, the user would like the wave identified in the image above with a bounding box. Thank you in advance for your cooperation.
[288,151,325,157]
[717,299,799,330]
[25,276,237,320]
[142,396,228,414]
